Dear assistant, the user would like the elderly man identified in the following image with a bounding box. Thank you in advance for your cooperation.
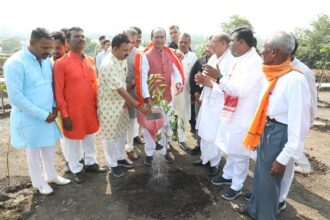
[197,28,264,200]
[168,25,180,49]
[131,26,144,51]
[98,33,150,177]
[194,33,234,176]
[174,32,198,151]
[232,31,311,220]
[135,27,184,165]
[4,28,71,195]
[54,27,105,184]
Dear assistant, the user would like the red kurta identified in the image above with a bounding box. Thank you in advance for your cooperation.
[54,51,99,139]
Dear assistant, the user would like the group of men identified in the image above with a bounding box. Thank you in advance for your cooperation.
[4,23,316,219]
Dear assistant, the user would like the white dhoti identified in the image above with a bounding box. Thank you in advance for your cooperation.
[103,134,126,167]
[26,146,58,187]
[66,134,97,174]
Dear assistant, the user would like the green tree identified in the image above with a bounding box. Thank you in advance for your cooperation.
[83,37,98,57]
[0,37,22,54]
[296,14,330,68]
[220,15,254,35]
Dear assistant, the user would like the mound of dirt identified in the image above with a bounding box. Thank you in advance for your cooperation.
[0,176,33,220]
[116,169,214,219]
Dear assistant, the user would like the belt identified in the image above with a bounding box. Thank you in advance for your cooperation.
[266,116,284,125]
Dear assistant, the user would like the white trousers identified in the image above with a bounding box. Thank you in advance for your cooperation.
[178,119,186,142]
[60,138,69,162]
[144,105,173,157]
[103,134,126,167]
[279,159,295,203]
[26,147,57,187]
[125,118,138,152]
[200,138,221,167]
[66,134,97,174]
[222,154,249,191]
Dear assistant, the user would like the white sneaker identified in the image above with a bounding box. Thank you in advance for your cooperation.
[49,176,71,185]
[36,183,53,195]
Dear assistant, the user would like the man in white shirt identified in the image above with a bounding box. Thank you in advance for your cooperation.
[232,31,311,220]
[174,33,198,151]
[197,28,264,200]
[136,27,184,165]
[96,40,111,70]
[194,33,234,176]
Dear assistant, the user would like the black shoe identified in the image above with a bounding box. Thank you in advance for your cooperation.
[190,146,201,156]
[133,136,145,145]
[209,166,218,176]
[84,163,106,173]
[155,142,164,150]
[178,142,190,151]
[278,201,287,212]
[64,162,71,174]
[111,166,124,177]
[243,192,252,201]
[221,188,242,200]
[144,156,153,166]
[117,159,134,168]
[79,158,85,165]
[164,150,174,163]
[211,175,232,186]
[193,159,203,166]
[74,171,85,184]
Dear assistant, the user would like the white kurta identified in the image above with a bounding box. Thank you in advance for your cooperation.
[214,47,264,157]
[173,51,198,126]
[196,49,234,143]
[292,58,317,126]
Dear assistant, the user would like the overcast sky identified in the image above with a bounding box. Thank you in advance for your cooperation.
[1,0,329,39]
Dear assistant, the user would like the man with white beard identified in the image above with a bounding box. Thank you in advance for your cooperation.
[173,33,198,151]
[194,33,234,176]
[196,28,263,199]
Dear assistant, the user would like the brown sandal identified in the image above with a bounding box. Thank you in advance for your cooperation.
[231,203,255,219]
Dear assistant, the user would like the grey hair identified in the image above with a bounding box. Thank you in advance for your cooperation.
[266,31,295,54]
[213,32,230,44]
[123,28,138,38]
[179,32,191,42]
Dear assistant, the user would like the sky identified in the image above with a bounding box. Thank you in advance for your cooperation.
[0,0,329,39]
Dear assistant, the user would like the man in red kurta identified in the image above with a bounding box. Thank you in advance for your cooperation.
[54,27,105,184]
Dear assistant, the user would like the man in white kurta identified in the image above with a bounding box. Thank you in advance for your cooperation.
[201,28,264,200]
[139,28,183,164]
[195,33,234,176]
[173,33,198,151]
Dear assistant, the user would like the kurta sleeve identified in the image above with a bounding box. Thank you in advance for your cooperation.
[4,61,49,121]
[276,75,311,165]
[172,64,182,84]
[54,60,69,118]
[141,54,150,98]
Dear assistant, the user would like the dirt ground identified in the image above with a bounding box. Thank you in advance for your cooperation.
[0,91,329,220]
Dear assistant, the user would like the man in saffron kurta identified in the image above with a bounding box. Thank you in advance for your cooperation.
[54,27,105,184]
[4,28,70,195]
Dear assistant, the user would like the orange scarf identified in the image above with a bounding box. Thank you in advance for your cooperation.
[134,43,184,104]
[242,59,297,150]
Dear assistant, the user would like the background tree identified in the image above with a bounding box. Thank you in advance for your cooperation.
[220,15,254,35]
[0,37,22,54]
[83,37,98,57]
[295,14,330,69]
